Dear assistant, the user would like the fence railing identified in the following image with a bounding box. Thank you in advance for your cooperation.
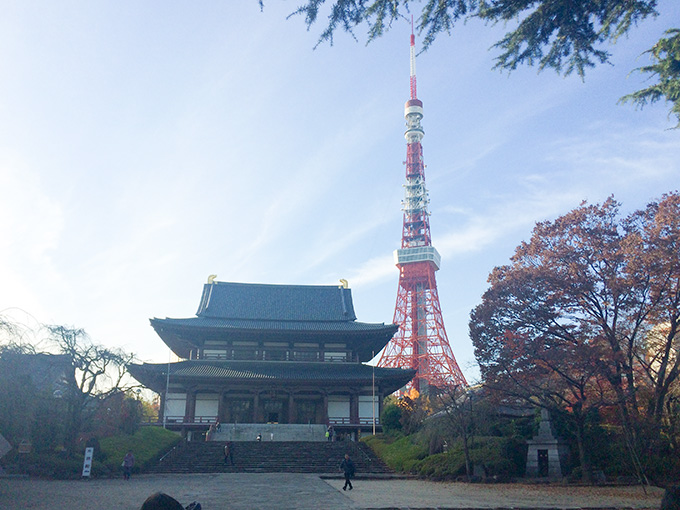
[328,417,380,426]
[147,416,379,426]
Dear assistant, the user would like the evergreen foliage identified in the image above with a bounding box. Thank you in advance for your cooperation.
[380,399,403,433]
[268,0,678,126]
[620,29,680,128]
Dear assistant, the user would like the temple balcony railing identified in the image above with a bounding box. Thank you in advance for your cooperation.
[198,349,356,362]
[161,415,217,425]
[148,416,380,428]
[328,417,380,426]
[358,417,380,425]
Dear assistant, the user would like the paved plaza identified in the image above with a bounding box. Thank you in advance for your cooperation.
[0,473,664,510]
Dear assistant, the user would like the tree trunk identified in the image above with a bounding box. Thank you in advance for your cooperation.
[574,416,592,484]
[461,428,472,480]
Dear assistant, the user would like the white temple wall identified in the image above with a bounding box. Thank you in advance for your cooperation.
[164,393,187,419]
[328,396,350,421]
[195,393,219,419]
[358,395,379,423]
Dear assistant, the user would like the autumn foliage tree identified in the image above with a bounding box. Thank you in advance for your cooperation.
[470,192,680,482]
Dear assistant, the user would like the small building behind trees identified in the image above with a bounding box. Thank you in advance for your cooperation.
[0,351,73,451]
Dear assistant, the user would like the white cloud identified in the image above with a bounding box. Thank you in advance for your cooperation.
[347,254,396,289]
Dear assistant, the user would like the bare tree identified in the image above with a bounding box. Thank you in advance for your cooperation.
[431,384,477,480]
[46,326,138,450]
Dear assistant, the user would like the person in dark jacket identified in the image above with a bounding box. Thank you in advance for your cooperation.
[340,453,355,491]
[224,441,234,466]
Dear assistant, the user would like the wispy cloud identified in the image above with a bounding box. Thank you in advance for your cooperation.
[0,151,66,313]
[346,253,396,288]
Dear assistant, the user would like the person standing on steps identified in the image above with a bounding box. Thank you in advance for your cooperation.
[224,441,234,466]
[340,453,355,491]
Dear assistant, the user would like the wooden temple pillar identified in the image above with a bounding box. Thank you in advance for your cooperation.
[185,390,197,423]
[350,391,359,425]
[288,392,295,424]
[217,390,225,422]
[159,392,166,423]
[322,392,329,424]
[253,391,261,422]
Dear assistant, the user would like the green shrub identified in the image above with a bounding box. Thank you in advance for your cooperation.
[362,434,427,471]
[98,426,181,474]
[380,403,403,433]
[0,426,180,479]
[414,451,466,479]
[469,436,526,477]
[1,451,86,479]
[366,433,527,480]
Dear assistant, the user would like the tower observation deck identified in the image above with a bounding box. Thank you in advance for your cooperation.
[377,29,467,393]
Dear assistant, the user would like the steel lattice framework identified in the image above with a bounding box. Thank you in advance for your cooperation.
[377,28,467,393]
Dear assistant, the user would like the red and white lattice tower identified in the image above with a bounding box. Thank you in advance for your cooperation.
[377,26,467,393]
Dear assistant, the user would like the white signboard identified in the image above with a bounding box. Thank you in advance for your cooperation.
[82,447,94,477]
[0,433,12,460]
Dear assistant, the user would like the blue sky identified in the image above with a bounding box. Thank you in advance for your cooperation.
[1,1,678,382]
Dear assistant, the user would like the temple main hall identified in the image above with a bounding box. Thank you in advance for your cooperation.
[129,280,415,439]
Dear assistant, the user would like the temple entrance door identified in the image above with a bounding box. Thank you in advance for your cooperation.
[228,399,252,424]
[537,449,549,477]
[263,399,287,424]
[295,400,319,424]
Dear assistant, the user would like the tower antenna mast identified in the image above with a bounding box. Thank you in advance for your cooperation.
[410,16,417,100]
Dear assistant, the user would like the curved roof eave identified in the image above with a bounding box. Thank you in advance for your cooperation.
[128,360,415,395]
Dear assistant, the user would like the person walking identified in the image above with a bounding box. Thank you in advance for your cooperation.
[340,453,355,491]
[122,450,135,480]
[224,441,234,466]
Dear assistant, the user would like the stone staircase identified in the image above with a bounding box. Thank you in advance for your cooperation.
[150,440,392,474]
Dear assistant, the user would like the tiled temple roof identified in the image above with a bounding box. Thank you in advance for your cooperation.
[150,282,398,361]
[195,282,358,322]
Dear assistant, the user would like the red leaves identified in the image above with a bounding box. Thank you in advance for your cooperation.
[471,191,680,429]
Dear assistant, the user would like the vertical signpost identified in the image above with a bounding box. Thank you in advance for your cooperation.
[81,447,94,478]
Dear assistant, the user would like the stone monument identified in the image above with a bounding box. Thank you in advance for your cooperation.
[525,408,569,478]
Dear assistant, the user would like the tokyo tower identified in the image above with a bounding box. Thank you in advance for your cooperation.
[377,26,467,393]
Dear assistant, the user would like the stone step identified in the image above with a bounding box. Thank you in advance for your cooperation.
[150,440,391,474]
